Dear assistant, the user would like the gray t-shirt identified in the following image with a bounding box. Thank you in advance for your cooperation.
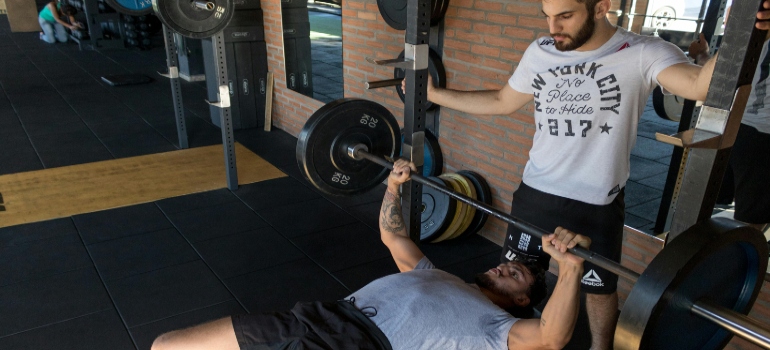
[743,40,770,134]
[347,258,517,350]
[509,27,688,205]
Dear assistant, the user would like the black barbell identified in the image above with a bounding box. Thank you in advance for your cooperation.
[296,98,770,350]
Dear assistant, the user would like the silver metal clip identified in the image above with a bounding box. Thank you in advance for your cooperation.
[205,85,231,108]
[158,66,179,79]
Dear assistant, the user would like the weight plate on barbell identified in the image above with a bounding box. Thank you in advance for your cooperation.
[105,0,153,16]
[614,218,768,350]
[457,170,492,238]
[420,177,454,242]
[395,48,446,111]
[297,98,401,197]
[152,0,233,39]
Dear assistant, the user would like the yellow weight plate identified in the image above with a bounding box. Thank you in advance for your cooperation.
[443,173,476,240]
[432,175,466,243]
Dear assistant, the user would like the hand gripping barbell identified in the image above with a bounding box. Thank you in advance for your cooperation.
[296,98,770,350]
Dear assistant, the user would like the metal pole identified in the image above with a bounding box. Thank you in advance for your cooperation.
[161,26,189,149]
[210,32,238,190]
[692,299,770,349]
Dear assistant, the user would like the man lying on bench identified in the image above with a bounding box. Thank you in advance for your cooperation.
[151,159,590,350]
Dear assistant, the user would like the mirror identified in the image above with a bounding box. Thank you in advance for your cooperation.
[281,1,343,103]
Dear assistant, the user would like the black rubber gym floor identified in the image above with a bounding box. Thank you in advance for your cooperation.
[0,14,603,349]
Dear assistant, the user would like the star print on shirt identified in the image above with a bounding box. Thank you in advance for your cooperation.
[600,122,612,134]
[538,122,543,130]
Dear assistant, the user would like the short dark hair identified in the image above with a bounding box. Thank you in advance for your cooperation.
[61,4,77,16]
[521,259,548,307]
[505,258,548,318]
[575,0,600,13]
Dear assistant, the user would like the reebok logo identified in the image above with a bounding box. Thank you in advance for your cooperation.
[617,42,631,52]
[608,185,620,196]
[518,233,531,250]
[581,269,604,287]
[0,192,5,212]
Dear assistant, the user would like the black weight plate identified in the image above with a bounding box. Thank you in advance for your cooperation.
[457,170,492,238]
[394,48,446,111]
[377,0,406,30]
[431,0,449,26]
[424,130,443,176]
[105,0,152,16]
[615,218,768,350]
[400,129,443,177]
[420,177,453,242]
[297,98,401,196]
[652,85,684,122]
[152,0,234,39]
[377,0,446,30]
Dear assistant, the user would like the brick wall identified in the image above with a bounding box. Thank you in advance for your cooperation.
[265,1,770,347]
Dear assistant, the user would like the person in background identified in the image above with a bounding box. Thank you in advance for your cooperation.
[689,10,770,236]
[38,1,82,44]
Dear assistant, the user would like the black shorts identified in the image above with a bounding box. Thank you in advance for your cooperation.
[730,124,770,225]
[232,301,392,350]
[500,183,625,294]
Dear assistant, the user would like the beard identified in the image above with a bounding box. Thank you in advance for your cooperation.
[553,14,596,51]
[475,273,518,300]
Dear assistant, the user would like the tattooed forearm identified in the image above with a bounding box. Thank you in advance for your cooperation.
[380,190,406,235]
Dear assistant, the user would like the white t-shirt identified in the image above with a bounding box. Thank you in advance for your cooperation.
[743,40,770,134]
[508,27,688,205]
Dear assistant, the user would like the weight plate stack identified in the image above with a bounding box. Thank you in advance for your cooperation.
[432,175,467,243]
[443,173,476,240]
[457,170,492,238]
[420,177,455,242]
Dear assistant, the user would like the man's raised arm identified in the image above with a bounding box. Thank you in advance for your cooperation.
[506,228,589,350]
[379,159,425,272]
[658,1,770,101]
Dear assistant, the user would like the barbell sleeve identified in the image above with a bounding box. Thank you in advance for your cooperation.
[192,0,215,11]
[354,148,642,282]
[691,299,770,349]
